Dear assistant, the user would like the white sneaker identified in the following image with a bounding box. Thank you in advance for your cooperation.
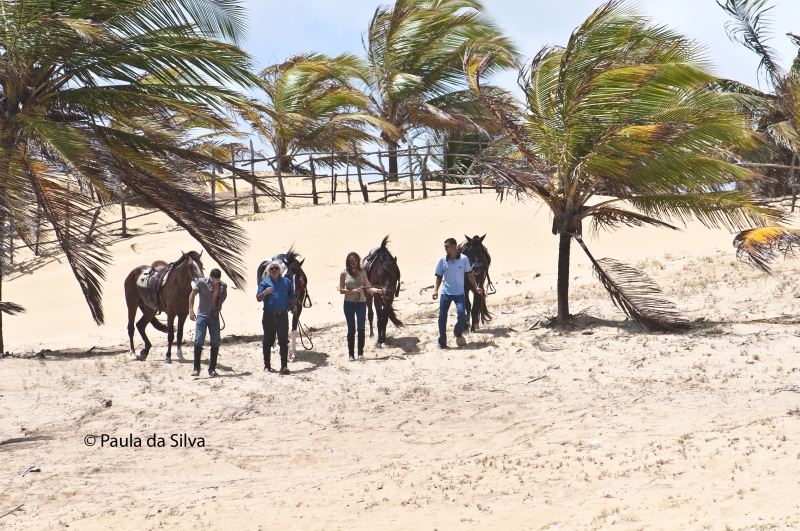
[456,336,467,348]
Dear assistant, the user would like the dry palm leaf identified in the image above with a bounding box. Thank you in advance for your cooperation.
[0,302,25,316]
[574,235,689,332]
[733,226,800,273]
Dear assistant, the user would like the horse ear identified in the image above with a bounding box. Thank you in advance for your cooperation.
[480,234,486,242]
[464,234,470,242]
[198,249,203,258]
[181,251,185,257]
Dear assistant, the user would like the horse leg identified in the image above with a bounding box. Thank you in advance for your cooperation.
[135,307,156,360]
[366,293,375,338]
[127,300,138,359]
[374,297,384,348]
[164,314,176,363]
[175,313,187,362]
[290,309,300,361]
[464,289,474,334]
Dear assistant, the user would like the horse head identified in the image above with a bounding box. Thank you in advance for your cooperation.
[181,250,205,281]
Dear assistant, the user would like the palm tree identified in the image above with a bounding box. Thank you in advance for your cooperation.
[0,0,263,352]
[360,0,518,180]
[717,0,800,199]
[243,53,396,204]
[465,0,781,330]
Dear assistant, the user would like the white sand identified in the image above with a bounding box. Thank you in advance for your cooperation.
[2,182,800,530]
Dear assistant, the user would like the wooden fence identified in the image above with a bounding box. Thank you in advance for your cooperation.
[6,142,800,268]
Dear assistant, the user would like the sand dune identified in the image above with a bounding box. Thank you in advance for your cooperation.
[2,185,800,530]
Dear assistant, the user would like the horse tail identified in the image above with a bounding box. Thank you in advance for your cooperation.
[479,289,492,324]
[150,316,171,333]
[137,300,171,333]
[385,300,403,327]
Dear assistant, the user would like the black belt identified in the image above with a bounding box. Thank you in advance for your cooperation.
[263,310,288,315]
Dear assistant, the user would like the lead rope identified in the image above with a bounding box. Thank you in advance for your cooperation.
[298,319,313,350]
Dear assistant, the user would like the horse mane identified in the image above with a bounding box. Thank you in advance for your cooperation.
[379,235,389,252]
[285,245,301,266]
[173,250,203,268]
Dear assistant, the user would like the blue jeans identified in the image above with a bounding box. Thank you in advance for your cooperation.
[438,293,466,347]
[194,314,220,347]
[343,301,367,334]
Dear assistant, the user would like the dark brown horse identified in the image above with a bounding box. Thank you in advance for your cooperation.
[458,234,493,332]
[257,247,310,360]
[124,251,205,362]
[364,236,403,347]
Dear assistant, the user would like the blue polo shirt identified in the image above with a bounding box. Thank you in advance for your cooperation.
[434,253,472,296]
[257,276,296,312]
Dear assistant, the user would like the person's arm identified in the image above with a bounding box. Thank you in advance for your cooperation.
[361,270,384,294]
[211,281,220,310]
[189,290,198,321]
[466,271,482,294]
[256,280,274,303]
[212,284,226,312]
[433,275,442,300]
[339,271,352,295]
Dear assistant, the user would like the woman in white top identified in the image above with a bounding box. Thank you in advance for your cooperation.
[339,252,385,360]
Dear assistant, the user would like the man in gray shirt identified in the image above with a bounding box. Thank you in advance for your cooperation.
[189,268,227,377]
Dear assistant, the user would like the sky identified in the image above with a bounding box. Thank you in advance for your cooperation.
[239,0,800,90]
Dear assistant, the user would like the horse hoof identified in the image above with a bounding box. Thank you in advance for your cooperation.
[136,350,149,361]
[128,351,139,361]
[375,343,383,349]
[174,350,185,362]
[164,358,172,365]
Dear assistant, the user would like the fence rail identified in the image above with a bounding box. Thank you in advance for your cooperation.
[7,139,800,267]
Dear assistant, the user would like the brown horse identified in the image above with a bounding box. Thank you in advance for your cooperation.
[124,251,205,362]
[364,236,403,347]
[458,234,493,332]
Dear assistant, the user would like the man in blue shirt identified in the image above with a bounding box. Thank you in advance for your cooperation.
[433,238,482,349]
[256,260,298,374]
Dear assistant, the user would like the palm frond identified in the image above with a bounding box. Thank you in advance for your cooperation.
[733,226,800,272]
[0,302,26,316]
[574,235,689,332]
[717,0,782,86]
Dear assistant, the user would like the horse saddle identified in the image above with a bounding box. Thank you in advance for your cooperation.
[136,261,172,314]
[362,247,380,273]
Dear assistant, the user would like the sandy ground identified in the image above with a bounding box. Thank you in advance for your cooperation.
[2,180,800,530]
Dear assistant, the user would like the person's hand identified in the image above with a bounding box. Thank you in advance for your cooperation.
[264,287,274,295]
[432,292,438,300]
[290,307,297,315]
[189,310,196,322]
[476,287,483,295]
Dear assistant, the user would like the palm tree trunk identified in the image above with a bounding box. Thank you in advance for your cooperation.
[557,233,571,322]
[387,140,399,182]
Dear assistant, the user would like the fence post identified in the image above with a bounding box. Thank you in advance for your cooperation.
[276,154,286,209]
[230,144,238,215]
[791,152,797,213]
[121,200,127,237]
[85,207,101,243]
[377,152,389,202]
[250,139,259,214]
[310,155,319,205]
[210,147,216,208]
[478,136,483,194]
[408,145,414,199]
[351,139,369,202]
[421,146,429,199]
[344,149,351,203]
[34,206,40,256]
[331,142,336,204]
[441,136,448,196]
